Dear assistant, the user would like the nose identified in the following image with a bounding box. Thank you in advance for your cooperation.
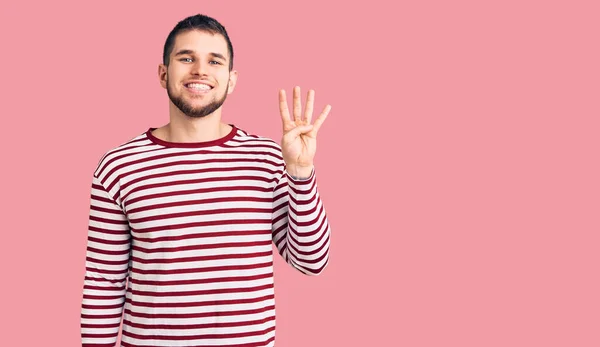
[191,60,209,76]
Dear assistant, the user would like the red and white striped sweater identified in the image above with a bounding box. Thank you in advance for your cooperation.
[81,125,330,347]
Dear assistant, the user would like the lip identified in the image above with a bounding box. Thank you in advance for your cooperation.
[184,80,214,88]
[184,80,214,94]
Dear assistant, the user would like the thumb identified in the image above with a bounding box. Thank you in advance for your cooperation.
[285,124,313,140]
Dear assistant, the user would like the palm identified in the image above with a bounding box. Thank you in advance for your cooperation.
[278,86,331,169]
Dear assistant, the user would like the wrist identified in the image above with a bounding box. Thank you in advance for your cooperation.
[286,164,314,179]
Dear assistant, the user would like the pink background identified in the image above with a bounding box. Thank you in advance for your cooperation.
[1,0,599,346]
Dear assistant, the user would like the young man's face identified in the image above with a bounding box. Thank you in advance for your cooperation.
[159,30,237,118]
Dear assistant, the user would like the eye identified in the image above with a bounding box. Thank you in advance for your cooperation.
[210,60,222,65]
[180,58,193,63]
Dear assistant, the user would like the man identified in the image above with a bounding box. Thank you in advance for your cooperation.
[80,14,331,347]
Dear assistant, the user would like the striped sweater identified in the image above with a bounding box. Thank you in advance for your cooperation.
[81,125,331,347]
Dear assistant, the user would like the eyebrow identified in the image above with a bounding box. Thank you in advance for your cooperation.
[174,49,227,61]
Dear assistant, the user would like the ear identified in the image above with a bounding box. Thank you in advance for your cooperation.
[158,64,168,89]
[227,70,239,94]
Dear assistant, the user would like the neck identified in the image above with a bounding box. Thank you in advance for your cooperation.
[164,105,230,143]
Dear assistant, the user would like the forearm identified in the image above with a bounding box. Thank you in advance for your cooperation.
[283,168,331,275]
[81,177,131,346]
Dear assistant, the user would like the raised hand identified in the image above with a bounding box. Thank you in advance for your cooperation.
[279,86,331,179]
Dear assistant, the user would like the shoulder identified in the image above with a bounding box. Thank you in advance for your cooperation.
[228,126,285,169]
[93,129,156,180]
[230,125,283,154]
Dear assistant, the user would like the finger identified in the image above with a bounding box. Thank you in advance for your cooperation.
[284,124,313,142]
[304,89,315,125]
[279,89,292,128]
[293,86,302,124]
[309,105,331,137]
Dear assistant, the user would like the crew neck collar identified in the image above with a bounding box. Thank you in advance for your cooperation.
[146,124,237,148]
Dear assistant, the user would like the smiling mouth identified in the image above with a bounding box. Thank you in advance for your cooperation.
[184,83,213,94]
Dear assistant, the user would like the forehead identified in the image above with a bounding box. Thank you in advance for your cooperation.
[171,30,229,56]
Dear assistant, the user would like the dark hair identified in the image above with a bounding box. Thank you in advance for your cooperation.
[163,14,234,71]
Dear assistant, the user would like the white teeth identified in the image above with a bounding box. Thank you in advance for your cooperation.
[187,83,211,90]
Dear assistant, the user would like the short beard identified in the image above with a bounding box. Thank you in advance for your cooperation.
[167,78,229,118]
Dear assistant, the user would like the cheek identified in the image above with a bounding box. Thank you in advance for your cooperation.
[217,72,231,85]
[168,67,184,81]
[166,77,177,91]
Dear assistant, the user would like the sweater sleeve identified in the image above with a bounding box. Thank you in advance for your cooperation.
[271,167,331,275]
[81,175,131,347]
